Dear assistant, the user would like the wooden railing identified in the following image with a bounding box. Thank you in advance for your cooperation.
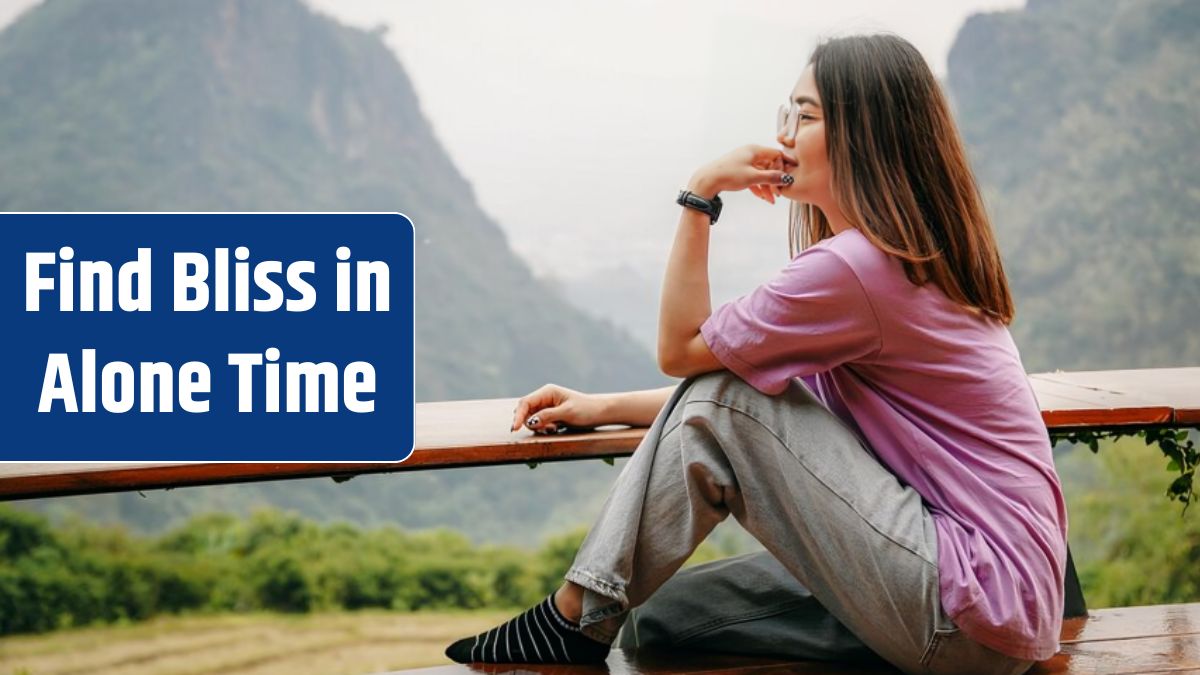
[1,367,1195,501]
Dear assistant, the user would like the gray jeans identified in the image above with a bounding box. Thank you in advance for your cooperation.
[564,372,1036,675]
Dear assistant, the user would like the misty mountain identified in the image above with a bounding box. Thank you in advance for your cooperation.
[0,0,669,544]
[947,0,1200,372]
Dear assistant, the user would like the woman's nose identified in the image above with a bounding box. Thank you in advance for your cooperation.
[776,129,795,148]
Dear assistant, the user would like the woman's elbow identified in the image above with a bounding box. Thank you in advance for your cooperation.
[659,350,715,379]
[660,341,699,378]
[659,334,721,378]
[657,348,682,378]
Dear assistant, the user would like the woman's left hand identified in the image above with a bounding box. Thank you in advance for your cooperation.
[688,145,797,205]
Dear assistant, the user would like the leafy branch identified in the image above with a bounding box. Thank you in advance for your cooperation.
[1050,426,1199,515]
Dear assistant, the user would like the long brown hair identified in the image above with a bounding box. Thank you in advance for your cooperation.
[788,34,1015,325]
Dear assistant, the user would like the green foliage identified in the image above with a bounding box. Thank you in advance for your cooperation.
[0,505,588,637]
[1058,436,1200,607]
[0,507,54,557]
[534,527,590,596]
[1051,427,1198,513]
[0,509,214,633]
[247,547,313,613]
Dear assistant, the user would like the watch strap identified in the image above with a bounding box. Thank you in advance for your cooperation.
[676,189,723,225]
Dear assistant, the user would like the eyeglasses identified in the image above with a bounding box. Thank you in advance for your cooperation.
[776,101,812,141]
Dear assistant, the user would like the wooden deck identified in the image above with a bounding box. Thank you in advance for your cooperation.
[389,604,1200,674]
[7,366,1197,672]
[1,366,1197,501]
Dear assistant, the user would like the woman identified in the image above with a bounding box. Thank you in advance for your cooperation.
[445,33,1065,675]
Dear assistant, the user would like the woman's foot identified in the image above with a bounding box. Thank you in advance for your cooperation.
[443,589,610,664]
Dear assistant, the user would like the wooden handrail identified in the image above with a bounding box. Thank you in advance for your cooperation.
[1,367,1196,501]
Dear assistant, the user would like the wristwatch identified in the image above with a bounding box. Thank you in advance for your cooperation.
[676,189,723,225]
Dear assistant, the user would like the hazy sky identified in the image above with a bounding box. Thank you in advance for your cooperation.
[0,0,1026,292]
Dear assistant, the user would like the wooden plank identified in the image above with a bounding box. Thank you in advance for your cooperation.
[1029,633,1200,674]
[386,605,1200,674]
[1034,368,1200,410]
[1058,603,1200,644]
[2,367,1196,500]
[1030,376,1171,428]
[0,398,647,499]
[1030,367,1200,428]
[394,649,886,674]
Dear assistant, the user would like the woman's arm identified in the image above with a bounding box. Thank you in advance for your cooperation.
[515,147,791,433]
[512,383,677,432]
[656,193,724,378]
[596,385,678,428]
[657,146,792,377]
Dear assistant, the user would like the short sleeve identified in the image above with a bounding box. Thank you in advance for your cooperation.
[699,246,882,396]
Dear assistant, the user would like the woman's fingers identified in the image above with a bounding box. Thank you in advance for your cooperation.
[751,169,790,186]
[754,184,778,204]
[511,385,558,431]
[748,143,789,163]
[774,154,795,194]
[770,155,786,173]
[511,384,593,433]
[511,400,532,432]
[694,145,795,199]
[527,403,569,433]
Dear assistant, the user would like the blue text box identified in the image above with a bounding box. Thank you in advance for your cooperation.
[1,213,414,462]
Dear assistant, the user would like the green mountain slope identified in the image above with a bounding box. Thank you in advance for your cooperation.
[947,0,1200,372]
[0,0,664,401]
[0,0,667,544]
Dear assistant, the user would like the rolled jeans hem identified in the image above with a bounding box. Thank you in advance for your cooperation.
[565,566,627,644]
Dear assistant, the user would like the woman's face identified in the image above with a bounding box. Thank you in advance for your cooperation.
[777,64,833,207]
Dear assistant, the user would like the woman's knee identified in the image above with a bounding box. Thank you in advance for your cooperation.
[679,372,826,431]
[679,370,763,409]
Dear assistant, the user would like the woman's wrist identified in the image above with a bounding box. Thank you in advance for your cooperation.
[594,392,621,425]
[686,174,720,200]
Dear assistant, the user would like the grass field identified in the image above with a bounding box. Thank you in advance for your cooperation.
[0,610,513,675]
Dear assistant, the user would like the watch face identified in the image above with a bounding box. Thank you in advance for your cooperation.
[677,191,717,223]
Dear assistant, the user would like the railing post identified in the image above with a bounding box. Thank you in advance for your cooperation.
[1063,545,1087,618]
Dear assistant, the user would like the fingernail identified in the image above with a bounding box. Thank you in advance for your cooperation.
[780,174,794,186]
[527,416,540,427]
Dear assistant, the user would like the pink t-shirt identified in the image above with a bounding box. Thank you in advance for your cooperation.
[699,227,1067,661]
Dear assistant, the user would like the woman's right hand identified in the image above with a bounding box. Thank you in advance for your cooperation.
[510,383,607,434]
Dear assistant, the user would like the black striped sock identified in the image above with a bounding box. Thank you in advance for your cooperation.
[444,594,611,664]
